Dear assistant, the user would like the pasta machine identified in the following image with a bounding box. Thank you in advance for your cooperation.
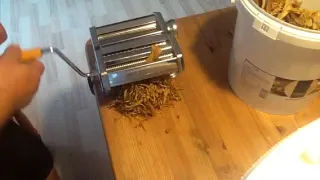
[87,12,184,94]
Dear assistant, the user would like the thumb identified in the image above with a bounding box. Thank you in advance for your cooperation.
[0,24,7,44]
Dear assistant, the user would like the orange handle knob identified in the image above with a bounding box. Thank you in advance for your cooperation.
[21,48,42,62]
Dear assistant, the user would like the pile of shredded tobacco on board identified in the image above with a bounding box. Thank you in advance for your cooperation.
[255,0,320,30]
[109,77,181,119]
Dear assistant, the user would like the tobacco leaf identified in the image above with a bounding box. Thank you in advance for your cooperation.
[256,0,320,30]
[254,0,261,7]
[109,77,181,119]
[146,45,162,63]
[267,0,284,13]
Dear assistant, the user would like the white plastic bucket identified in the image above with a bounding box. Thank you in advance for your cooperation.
[229,0,320,114]
[243,118,320,180]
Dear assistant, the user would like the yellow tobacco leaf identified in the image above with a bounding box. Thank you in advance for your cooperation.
[256,0,320,30]
[146,45,162,63]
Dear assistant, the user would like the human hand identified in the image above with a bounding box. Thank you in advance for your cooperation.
[0,45,45,110]
[0,24,44,110]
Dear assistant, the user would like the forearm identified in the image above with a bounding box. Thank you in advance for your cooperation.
[0,93,15,128]
[14,110,37,133]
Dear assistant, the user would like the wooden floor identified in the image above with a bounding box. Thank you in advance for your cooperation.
[0,0,231,179]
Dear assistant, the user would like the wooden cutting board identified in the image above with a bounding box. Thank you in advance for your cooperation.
[86,7,320,180]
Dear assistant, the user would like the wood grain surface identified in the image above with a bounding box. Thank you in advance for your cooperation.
[89,7,320,180]
[1,0,231,179]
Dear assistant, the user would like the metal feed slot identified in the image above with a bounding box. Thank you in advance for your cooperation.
[105,52,176,73]
[103,42,173,67]
[100,34,167,55]
[107,57,178,87]
[95,15,157,36]
[98,24,162,46]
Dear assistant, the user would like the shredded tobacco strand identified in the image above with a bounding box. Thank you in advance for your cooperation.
[110,77,181,119]
[256,0,320,30]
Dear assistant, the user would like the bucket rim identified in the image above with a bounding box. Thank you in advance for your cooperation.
[239,0,320,38]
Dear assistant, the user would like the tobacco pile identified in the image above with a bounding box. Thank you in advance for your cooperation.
[110,78,181,119]
[255,0,320,30]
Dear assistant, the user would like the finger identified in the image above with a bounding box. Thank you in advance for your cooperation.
[27,61,44,91]
[2,45,22,62]
[31,60,45,75]
[29,74,42,96]
[25,69,41,99]
[0,24,7,44]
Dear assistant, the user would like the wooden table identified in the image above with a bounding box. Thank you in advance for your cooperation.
[87,7,320,180]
